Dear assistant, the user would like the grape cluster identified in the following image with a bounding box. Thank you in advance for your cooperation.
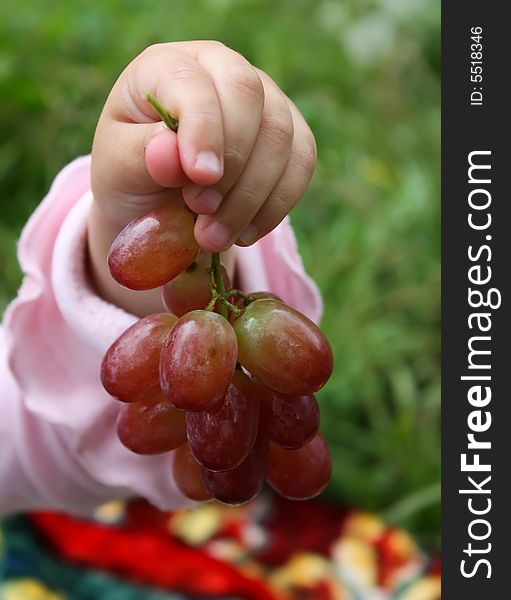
[100,95,334,506]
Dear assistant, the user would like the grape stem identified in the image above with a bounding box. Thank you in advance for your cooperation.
[208,253,243,318]
[146,92,178,132]
[212,253,228,319]
[224,289,253,303]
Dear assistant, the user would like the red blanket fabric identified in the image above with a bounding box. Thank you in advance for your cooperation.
[29,495,440,600]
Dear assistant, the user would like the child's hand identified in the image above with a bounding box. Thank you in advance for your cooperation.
[89,41,316,314]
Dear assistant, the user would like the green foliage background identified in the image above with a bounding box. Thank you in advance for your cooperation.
[0,0,440,547]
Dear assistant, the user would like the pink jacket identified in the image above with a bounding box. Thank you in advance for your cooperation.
[0,157,322,517]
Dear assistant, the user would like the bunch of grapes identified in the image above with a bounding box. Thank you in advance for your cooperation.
[100,94,334,506]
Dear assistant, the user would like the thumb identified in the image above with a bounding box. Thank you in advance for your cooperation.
[145,127,189,188]
[91,117,189,214]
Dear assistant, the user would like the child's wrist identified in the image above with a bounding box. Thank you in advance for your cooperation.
[87,200,165,316]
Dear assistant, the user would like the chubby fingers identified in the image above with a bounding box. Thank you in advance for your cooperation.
[92,42,316,254]
[245,95,317,241]
[182,45,265,215]
[132,44,228,186]
[194,73,316,252]
[94,43,228,210]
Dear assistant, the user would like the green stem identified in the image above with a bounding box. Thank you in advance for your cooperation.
[225,289,253,304]
[217,296,243,317]
[205,293,219,312]
[212,253,226,295]
[206,267,219,311]
[211,252,228,319]
[146,92,179,132]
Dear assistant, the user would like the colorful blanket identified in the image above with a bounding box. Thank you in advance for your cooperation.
[0,493,440,600]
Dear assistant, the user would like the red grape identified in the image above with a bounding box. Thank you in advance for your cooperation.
[201,433,268,505]
[234,299,333,394]
[267,433,332,500]
[160,310,238,412]
[116,392,186,455]
[172,443,212,501]
[257,381,320,449]
[108,203,199,290]
[101,313,177,402]
[186,370,259,471]
[161,252,231,317]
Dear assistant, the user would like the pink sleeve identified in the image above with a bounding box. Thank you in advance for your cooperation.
[0,156,322,516]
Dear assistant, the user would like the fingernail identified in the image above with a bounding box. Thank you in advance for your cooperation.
[195,150,222,176]
[238,224,258,245]
[202,221,232,248]
[195,188,223,213]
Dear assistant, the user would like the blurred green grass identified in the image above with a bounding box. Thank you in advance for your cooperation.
[0,0,440,547]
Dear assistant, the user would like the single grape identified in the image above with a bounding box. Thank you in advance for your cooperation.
[116,392,186,455]
[267,433,332,500]
[101,313,178,402]
[257,381,320,449]
[172,443,212,501]
[201,433,268,505]
[161,252,231,317]
[233,299,334,395]
[186,370,259,471]
[108,203,199,290]
[160,310,238,412]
